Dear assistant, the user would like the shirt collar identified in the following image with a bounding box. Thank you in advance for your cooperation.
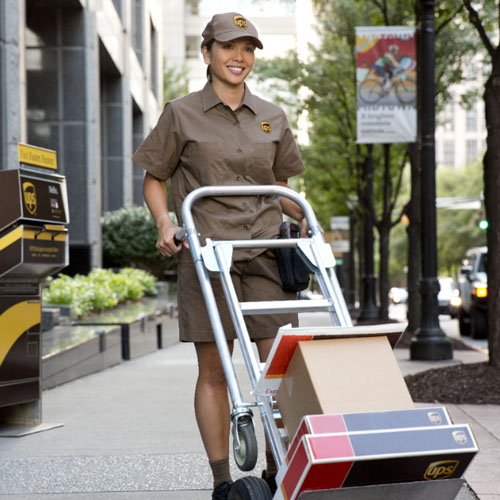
[201,82,257,115]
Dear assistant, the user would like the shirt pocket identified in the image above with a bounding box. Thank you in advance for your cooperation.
[245,142,277,184]
[183,142,243,186]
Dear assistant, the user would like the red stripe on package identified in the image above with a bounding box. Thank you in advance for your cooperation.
[265,335,313,378]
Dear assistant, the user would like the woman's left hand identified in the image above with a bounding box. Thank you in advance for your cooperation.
[300,216,310,238]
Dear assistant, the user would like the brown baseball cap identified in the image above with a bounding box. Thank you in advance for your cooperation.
[201,12,263,49]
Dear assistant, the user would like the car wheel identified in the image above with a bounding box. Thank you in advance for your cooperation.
[458,307,471,337]
[471,306,487,339]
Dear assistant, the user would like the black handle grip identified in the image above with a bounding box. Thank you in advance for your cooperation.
[174,228,186,246]
[279,221,301,239]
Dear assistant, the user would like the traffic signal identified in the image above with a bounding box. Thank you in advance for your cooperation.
[478,218,488,230]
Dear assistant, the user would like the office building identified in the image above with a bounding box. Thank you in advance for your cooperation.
[0,0,163,273]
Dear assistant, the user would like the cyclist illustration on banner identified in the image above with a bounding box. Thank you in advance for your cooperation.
[355,26,416,143]
[357,32,416,106]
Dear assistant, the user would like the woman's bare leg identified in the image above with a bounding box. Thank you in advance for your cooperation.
[194,341,234,461]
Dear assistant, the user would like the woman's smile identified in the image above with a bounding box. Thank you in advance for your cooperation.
[227,65,244,75]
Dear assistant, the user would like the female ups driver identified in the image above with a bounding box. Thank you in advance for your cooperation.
[133,12,307,500]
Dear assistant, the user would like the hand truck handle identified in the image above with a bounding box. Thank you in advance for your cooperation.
[174,228,187,246]
[181,185,322,241]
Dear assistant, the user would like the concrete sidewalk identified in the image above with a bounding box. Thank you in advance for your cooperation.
[0,314,498,500]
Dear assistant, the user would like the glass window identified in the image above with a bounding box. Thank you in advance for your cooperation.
[442,100,454,131]
[186,36,200,59]
[443,140,455,167]
[131,0,143,67]
[464,62,477,81]
[466,139,478,165]
[150,19,158,97]
[112,0,121,16]
[478,253,487,273]
[466,103,477,132]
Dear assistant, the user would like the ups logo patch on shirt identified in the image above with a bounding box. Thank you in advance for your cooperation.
[261,121,272,133]
[233,15,248,29]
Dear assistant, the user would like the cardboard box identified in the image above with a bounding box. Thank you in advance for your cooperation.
[254,323,406,397]
[280,425,478,500]
[276,337,414,439]
[286,407,452,464]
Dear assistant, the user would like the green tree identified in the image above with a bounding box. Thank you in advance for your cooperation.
[163,61,189,103]
[461,0,500,366]
[256,0,478,321]
[256,1,409,320]
[436,164,486,275]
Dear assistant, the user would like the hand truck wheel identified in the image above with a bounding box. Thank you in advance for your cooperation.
[233,416,258,471]
[228,476,272,500]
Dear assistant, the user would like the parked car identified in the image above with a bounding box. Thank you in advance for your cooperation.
[437,276,460,318]
[456,246,488,339]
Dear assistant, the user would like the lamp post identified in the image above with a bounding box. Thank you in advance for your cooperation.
[358,145,379,322]
[410,0,453,360]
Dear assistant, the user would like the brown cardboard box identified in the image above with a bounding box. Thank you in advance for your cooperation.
[276,336,414,439]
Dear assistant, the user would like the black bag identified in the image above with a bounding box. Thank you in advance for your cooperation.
[274,222,310,292]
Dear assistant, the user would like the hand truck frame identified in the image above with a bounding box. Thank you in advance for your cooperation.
[179,185,465,500]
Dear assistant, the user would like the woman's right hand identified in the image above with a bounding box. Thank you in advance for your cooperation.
[156,216,188,257]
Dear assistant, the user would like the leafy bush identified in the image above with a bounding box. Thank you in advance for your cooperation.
[43,268,157,318]
[102,205,178,279]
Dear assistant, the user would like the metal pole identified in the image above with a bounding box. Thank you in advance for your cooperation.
[346,197,357,310]
[358,144,379,321]
[411,0,453,360]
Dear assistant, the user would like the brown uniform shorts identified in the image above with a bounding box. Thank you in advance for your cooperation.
[177,249,299,342]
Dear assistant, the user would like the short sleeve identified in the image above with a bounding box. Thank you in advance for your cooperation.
[132,103,183,181]
[273,114,305,181]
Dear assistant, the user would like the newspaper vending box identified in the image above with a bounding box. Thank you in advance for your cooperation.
[0,144,69,429]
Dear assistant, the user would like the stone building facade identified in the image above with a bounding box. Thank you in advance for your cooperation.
[0,0,163,273]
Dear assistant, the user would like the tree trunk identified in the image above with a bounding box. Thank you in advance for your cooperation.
[484,48,500,367]
[378,227,391,320]
[357,211,365,316]
[345,208,357,309]
[406,143,422,335]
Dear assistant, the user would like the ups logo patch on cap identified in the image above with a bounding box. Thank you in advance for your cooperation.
[261,121,271,133]
[234,15,248,30]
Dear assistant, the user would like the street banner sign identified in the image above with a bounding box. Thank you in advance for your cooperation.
[355,26,416,144]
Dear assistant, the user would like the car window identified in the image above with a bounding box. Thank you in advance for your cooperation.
[478,253,487,273]
[469,254,476,269]
[439,279,454,292]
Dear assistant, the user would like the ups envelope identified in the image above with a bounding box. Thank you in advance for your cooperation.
[285,407,453,466]
[279,424,478,500]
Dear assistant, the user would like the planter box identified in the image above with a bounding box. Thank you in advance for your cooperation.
[42,325,121,389]
[73,297,178,361]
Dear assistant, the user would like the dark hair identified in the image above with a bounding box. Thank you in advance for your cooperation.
[203,40,214,82]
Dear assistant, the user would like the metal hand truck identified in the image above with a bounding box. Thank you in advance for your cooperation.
[178,186,465,500]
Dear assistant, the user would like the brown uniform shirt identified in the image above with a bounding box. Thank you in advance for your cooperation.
[133,82,305,261]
